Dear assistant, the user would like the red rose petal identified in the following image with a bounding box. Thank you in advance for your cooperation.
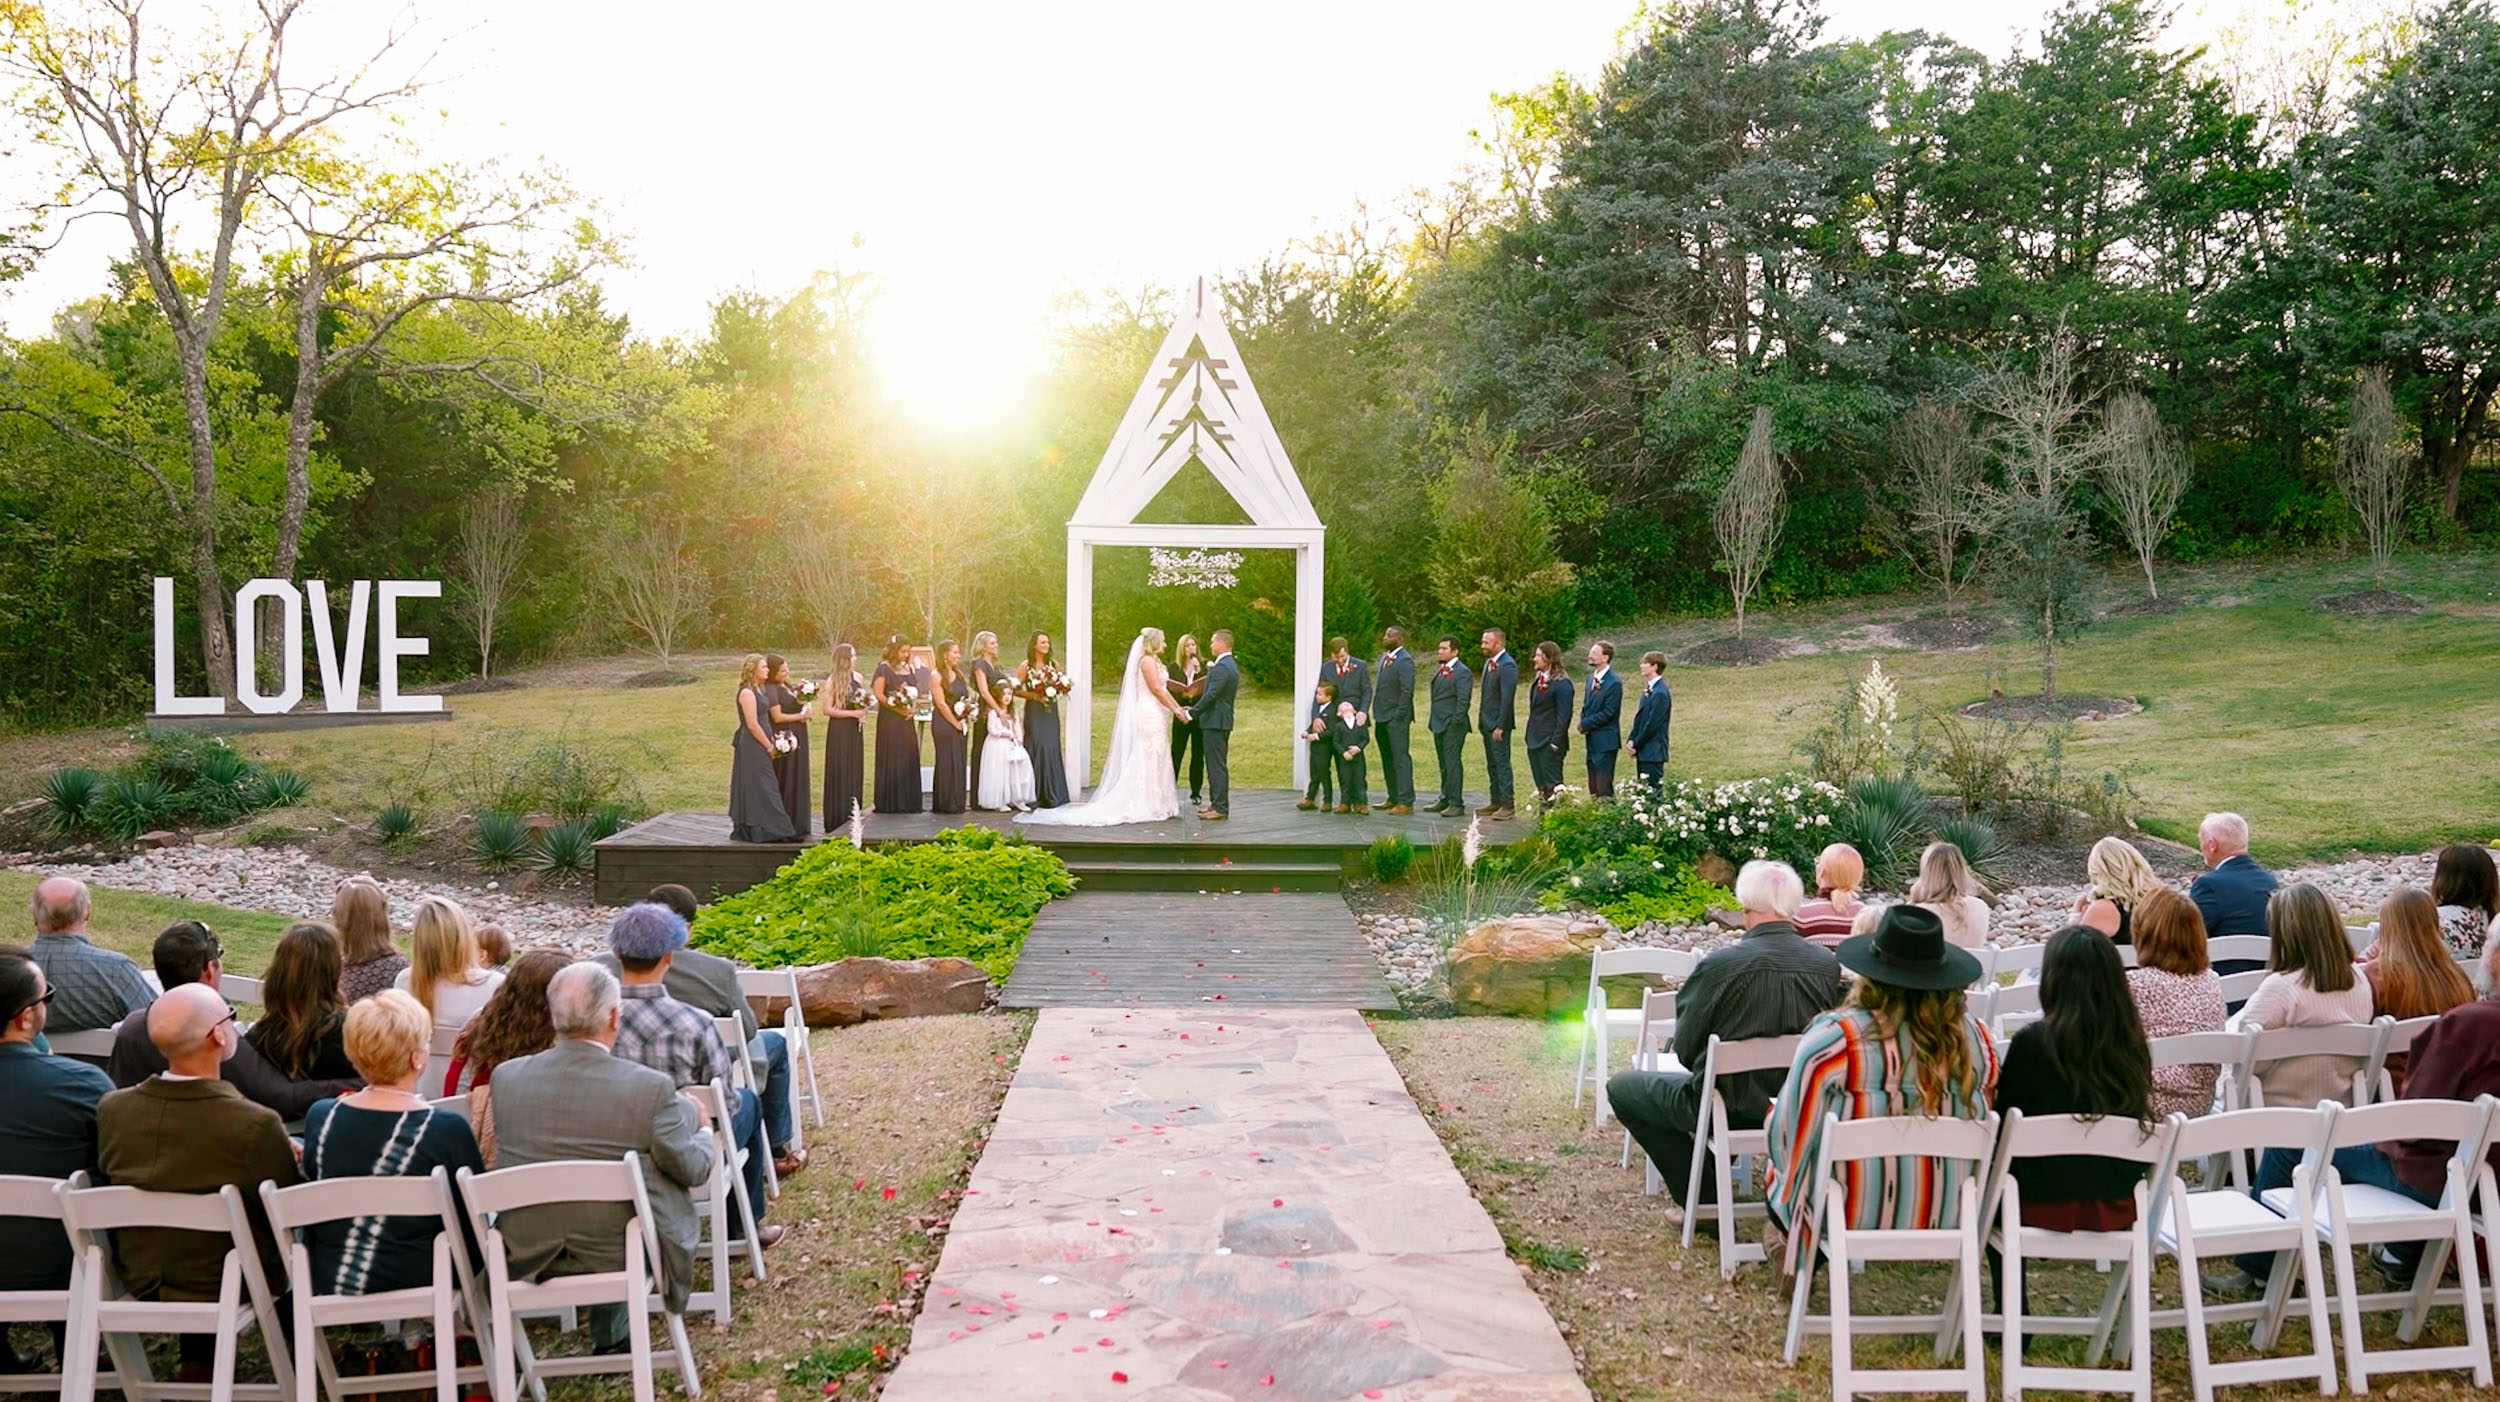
[1210,1358,1229,1369]
[1097,1337,1114,1347]
[1272,1198,1284,1207]
[1365,1392,1383,1399]
[1261,1374,1276,1385]
[1111,1372,1129,1384]
[853,1178,867,1190]
[881,1186,896,1200]
[1028,1331,1044,1339]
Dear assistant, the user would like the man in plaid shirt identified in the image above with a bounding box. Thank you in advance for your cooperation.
[28,877,152,1038]
[609,903,781,1250]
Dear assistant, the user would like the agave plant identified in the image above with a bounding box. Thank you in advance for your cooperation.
[375,804,420,844]
[251,768,311,809]
[41,766,104,835]
[585,803,632,842]
[91,776,171,841]
[530,820,598,880]
[471,811,536,872]
[1932,813,2011,888]
[1841,773,1932,891]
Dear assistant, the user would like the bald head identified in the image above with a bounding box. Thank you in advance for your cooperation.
[31,877,89,935]
[147,982,234,1075]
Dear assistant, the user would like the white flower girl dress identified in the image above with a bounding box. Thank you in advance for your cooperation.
[978,701,1037,811]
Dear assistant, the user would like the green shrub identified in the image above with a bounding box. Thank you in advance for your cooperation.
[822,905,890,959]
[471,812,536,871]
[586,803,632,841]
[1596,868,1735,929]
[1932,813,2011,887]
[252,768,310,809]
[1417,831,1555,948]
[41,766,103,834]
[531,820,598,879]
[1840,774,1932,890]
[416,721,651,822]
[690,826,1073,980]
[375,804,420,844]
[91,776,170,839]
[1367,833,1416,884]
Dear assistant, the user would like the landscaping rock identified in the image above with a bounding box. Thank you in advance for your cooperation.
[134,831,181,850]
[1694,851,1738,887]
[776,956,992,1027]
[1445,915,1608,1017]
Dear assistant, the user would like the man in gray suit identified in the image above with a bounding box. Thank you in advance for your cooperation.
[1371,627,1418,814]
[489,962,713,1350]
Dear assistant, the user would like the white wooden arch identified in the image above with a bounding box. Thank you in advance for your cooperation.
[1064,277,1325,791]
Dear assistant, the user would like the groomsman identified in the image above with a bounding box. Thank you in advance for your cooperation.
[1476,628,1518,819]
[1524,641,1574,802]
[1426,638,1472,814]
[1372,628,1418,814]
[1628,650,1673,788]
[1579,641,1623,797]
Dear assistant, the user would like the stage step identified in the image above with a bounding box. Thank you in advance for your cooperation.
[1061,855,1345,893]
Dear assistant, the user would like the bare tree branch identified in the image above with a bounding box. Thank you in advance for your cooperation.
[2337,367,2412,591]
[1712,405,1787,639]
[2095,390,2193,598]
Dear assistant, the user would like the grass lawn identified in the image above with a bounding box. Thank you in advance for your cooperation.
[7,550,2495,863]
[1378,1016,2491,1402]
[0,869,293,974]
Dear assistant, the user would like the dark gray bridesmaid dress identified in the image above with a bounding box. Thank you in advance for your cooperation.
[729,685,799,842]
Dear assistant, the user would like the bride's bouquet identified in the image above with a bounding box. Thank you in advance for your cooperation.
[1024,665,1072,704]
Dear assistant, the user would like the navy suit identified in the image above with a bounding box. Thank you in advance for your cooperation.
[1629,675,1673,787]
[1428,658,1472,811]
[1478,650,1519,808]
[2192,853,2278,988]
[1525,671,1574,799]
[1195,654,1239,815]
[1372,647,1417,809]
[1580,667,1623,797]
[1302,696,1336,805]
[0,1041,112,1291]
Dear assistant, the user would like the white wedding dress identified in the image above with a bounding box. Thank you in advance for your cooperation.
[1018,634,1180,827]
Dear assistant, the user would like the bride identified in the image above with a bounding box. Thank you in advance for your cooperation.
[1019,628,1186,827]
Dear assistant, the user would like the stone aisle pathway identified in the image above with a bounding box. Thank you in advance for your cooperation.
[881,1006,1589,1402]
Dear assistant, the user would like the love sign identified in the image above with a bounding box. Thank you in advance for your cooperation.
[153,577,441,716]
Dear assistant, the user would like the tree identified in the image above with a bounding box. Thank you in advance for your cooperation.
[450,486,527,679]
[2094,391,2193,597]
[1882,397,1987,613]
[1712,407,1787,637]
[1425,420,1577,646]
[1975,323,2102,699]
[793,518,874,658]
[2336,368,2412,589]
[1,0,433,696]
[600,516,708,666]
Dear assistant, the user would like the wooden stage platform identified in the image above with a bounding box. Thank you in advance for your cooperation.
[593,789,1534,904]
[998,891,1399,1010]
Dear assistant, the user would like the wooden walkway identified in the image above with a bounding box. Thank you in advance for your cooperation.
[1001,892,1398,1012]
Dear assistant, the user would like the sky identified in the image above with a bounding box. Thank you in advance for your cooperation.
[0,0,2348,431]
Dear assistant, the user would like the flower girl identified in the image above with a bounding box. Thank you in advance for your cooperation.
[977,692,1037,811]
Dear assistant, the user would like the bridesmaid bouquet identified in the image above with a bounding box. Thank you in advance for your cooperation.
[844,680,875,710]
[790,678,818,704]
[771,731,798,755]
[1024,665,1072,703]
[883,683,920,715]
[951,692,978,725]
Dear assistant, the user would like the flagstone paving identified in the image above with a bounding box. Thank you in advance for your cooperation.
[881,1006,1590,1402]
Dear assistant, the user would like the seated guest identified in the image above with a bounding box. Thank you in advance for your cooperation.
[27,876,152,1037]
[395,896,503,1032]
[2235,882,2377,1111]
[1606,860,1846,1213]
[2125,891,2228,1116]
[605,904,781,1247]
[600,883,807,1179]
[1997,927,2155,1231]
[96,982,301,1380]
[474,924,512,971]
[2359,886,2474,1093]
[2072,837,2164,944]
[1909,841,1990,948]
[490,963,713,1352]
[245,922,356,1082]
[1791,844,1866,946]
[2373,936,2500,1201]
[110,921,358,1117]
[444,950,567,1165]
[2430,842,2498,964]
[1767,906,1997,1273]
[333,877,406,1004]
[0,944,115,1373]
[299,990,484,1296]
[2189,811,2276,940]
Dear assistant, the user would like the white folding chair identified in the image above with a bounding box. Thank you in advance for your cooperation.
[1575,947,1695,1123]
[57,1180,298,1402]
[2215,968,2274,1006]
[2346,925,2379,957]
[735,967,823,1130]
[44,1026,118,1059]
[684,1079,766,1323]
[425,1026,461,1101]
[2208,935,2276,967]
[218,972,266,1006]
[2152,1030,2257,1121]
[711,1017,778,1202]
[1781,1113,1995,1400]
[1981,1112,2177,1401]
[2118,944,2140,967]
[2264,1096,2498,1393]
[1967,947,1999,990]
[425,1095,471,1118]
[456,1155,701,1402]
[1619,986,1681,1174]
[0,1173,119,1396]
[2244,1022,2386,1111]
[1993,943,2048,981]
[1678,1032,1804,1278]
[2370,1015,2441,1103]
[1988,982,2043,1036]
[2145,1107,2339,1402]
[260,1167,493,1402]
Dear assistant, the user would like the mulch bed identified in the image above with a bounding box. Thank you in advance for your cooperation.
[1889,613,2003,649]
[436,676,525,695]
[2104,594,2182,618]
[2317,589,2424,617]
[619,668,703,688]
[1959,692,2143,722]
[1675,635,1790,667]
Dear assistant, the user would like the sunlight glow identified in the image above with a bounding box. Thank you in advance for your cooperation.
[868,283,1045,437]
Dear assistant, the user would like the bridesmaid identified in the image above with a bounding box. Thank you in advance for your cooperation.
[1018,631,1070,808]
[870,636,923,814]
[929,639,971,815]
[967,631,1010,808]
[729,654,799,842]
[765,654,813,836]
[1169,633,1207,808]
[819,643,867,828]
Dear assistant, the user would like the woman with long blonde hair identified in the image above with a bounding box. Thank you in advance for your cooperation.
[2363,887,2475,1077]
[333,876,405,1002]
[1909,841,1990,948]
[393,895,503,1030]
[729,652,799,842]
[1170,633,1207,807]
[820,642,868,827]
[2073,836,2164,944]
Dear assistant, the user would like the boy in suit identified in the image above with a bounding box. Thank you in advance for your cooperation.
[1329,701,1371,813]
[1628,650,1673,788]
[1427,638,1472,815]
[1297,680,1337,811]
[1579,641,1623,797]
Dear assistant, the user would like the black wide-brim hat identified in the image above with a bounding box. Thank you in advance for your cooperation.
[1836,904,1983,992]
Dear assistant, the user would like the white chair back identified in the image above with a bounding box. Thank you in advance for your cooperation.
[1992,943,2048,979]
[2150,1029,2256,1117]
[0,1173,105,1397]
[56,1181,296,1402]
[2244,1021,2386,1108]
[2206,935,2274,966]
[261,1167,490,1402]
[426,1023,461,1098]
[2213,967,2272,1005]
[2347,923,2379,956]
[1988,981,2042,1034]
[1982,1112,2175,1401]
[682,1077,766,1321]
[217,971,265,1005]
[1968,946,1998,989]
[1578,948,1696,1121]
[426,1094,471,1117]
[2372,1014,2442,1102]
[735,966,822,1130]
[44,1026,118,1059]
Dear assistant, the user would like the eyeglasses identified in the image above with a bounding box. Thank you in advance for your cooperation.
[6,988,55,1022]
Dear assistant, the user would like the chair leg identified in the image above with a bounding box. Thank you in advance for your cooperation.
[1997,1237,2022,1396]
[1784,1248,1815,1365]
[1572,1017,1591,1110]
[2293,1222,2340,1395]
[2085,1256,2130,1366]
[1829,1230,1857,1399]
[667,1310,703,1399]
[1681,1113,1710,1249]
[1717,1139,1742,1280]
[628,1287,656,1402]
[2175,1236,2219,1402]
[435,1276,460,1402]
[214,1257,245,1402]
[1957,1191,1985,1399]
[731,1166,766,1284]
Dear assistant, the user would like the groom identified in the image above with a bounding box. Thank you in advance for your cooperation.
[1193,630,1239,820]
